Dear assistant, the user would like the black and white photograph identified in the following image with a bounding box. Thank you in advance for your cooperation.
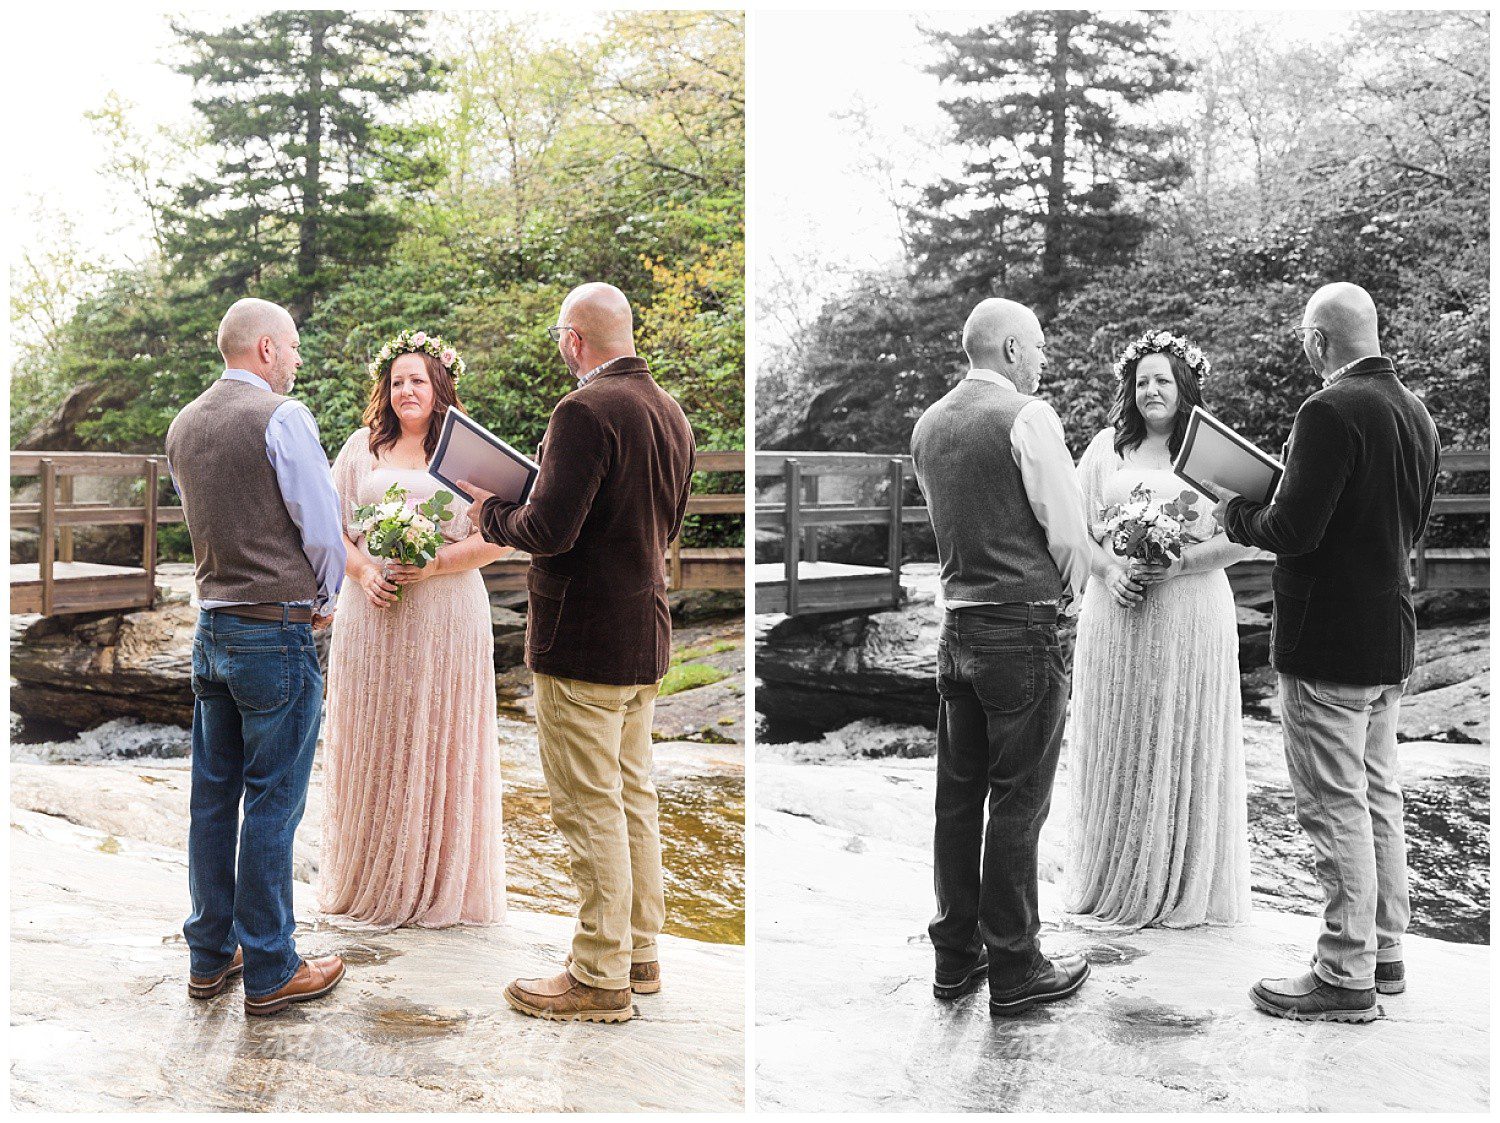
[753,9,1488,1112]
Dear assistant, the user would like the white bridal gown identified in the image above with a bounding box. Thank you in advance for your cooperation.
[1063,428,1251,928]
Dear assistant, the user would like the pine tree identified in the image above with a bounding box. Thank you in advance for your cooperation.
[165,10,446,321]
[911,11,1190,320]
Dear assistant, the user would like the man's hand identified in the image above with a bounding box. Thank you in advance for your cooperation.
[455,479,496,508]
[1201,478,1243,527]
[312,612,334,630]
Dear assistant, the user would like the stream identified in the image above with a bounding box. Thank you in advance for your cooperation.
[10,711,745,945]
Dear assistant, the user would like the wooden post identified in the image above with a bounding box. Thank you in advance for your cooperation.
[803,474,820,563]
[58,475,75,564]
[887,458,904,608]
[784,459,801,617]
[144,458,160,609]
[39,459,55,617]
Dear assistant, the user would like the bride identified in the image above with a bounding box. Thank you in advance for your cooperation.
[1064,331,1256,929]
[318,330,511,928]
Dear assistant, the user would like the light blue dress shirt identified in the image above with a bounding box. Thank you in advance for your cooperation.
[168,369,346,615]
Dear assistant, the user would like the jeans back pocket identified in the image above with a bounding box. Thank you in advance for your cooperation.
[220,644,291,713]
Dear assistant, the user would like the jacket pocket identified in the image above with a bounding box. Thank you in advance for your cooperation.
[1271,568,1316,655]
[526,568,570,657]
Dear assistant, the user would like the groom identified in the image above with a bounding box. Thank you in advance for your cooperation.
[1210,282,1440,1023]
[460,282,695,1024]
[910,297,1094,1016]
[165,297,348,1016]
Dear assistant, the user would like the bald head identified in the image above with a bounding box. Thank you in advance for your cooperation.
[1303,283,1381,373]
[557,283,636,376]
[963,298,1046,392]
[218,298,295,363]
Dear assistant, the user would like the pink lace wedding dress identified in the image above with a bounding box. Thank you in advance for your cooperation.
[317,427,506,928]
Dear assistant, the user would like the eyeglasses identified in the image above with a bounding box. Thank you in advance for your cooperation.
[1290,325,1322,342]
[547,325,580,342]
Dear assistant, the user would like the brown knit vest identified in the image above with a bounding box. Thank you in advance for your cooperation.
[165,377,319,604]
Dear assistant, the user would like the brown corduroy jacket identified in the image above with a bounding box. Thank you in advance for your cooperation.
[478,356,696,686]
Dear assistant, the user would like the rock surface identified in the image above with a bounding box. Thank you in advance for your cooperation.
[11,807,744,1112]
[13,565,746,745]
[757,563,1489,743]
[754,736,1489,1112]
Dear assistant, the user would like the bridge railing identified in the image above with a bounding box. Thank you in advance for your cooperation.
[12,448,744,617]
[755,449,1489,608]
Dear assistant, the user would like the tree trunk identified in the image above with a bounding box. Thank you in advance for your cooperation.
[1038,12,1073,322]
[294,13,326,322]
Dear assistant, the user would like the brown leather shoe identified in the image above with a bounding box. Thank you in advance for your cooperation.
[188,948,244,999]
[504,970,634,1023]
[243,955,346,1017]
[565,954,661,995]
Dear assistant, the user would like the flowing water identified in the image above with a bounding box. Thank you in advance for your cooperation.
[10,712,745,946]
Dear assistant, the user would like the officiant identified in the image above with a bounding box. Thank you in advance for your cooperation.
[1209,282,1440,1023]
[459,282,696,1025]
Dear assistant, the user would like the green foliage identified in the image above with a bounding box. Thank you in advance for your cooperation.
[25,11,744,552]
[660,661,729,697]
[164,10,446,319]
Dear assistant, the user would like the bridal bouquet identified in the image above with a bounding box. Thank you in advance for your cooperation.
[1095,484,1199,569]
[353,484,455,602]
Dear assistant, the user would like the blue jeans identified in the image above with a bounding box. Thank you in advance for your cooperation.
[184,610,322,997]
[930,607,1068,991]
[1279,674,1410,990]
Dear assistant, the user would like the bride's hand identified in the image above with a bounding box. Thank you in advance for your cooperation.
[1134,558,1183,587]
[1105,564,1146,609]
[358,564,400,610]
[387,557,442,587]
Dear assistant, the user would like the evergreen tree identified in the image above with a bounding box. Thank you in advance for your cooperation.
[165,10,446,320]
[911,11,1190,320]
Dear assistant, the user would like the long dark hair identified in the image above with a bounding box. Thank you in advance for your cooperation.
[1109,350,1204,458]
[363,350,466,462]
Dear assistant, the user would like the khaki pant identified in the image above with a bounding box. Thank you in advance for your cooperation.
[1279,674,1410,989]
[533,672,665,990]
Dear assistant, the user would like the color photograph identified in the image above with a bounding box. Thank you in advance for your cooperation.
[10,9,745,1111]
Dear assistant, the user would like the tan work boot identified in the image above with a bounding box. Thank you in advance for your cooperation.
[243,955,346,1017]
[504,970,634,1024]
[189,948,244,999]
[565,953,661,995]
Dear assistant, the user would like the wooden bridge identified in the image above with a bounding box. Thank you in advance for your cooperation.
[11,450,745,618]
[755,449,1489,617]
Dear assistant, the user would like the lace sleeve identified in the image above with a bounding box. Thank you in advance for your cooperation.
[1077,428,1117,542]
[440,493,477,544]
[332,428,368,542]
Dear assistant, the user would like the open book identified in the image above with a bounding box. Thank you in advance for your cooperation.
[1172,406,1284,505]
[428,409,540,506]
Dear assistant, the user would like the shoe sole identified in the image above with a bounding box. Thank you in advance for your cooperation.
[990,962,1090,1016]
[503,985,634,1023]
[188,962,244,999]
[243,963,346,1017]
[1249,987,1382,1024]
[934,961,989,1001]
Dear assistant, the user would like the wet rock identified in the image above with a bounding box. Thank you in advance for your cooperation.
[754,744,1488,1112]
[756,564,1489,743]
[10,601,199,728]
[11,808,744,1112]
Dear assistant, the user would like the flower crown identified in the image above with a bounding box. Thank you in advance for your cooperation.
[1113,329,1210,385]
[367,329,466,382]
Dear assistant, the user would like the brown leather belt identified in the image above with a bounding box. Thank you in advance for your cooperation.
[209,604,314,624]
[951,602,1059,625]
